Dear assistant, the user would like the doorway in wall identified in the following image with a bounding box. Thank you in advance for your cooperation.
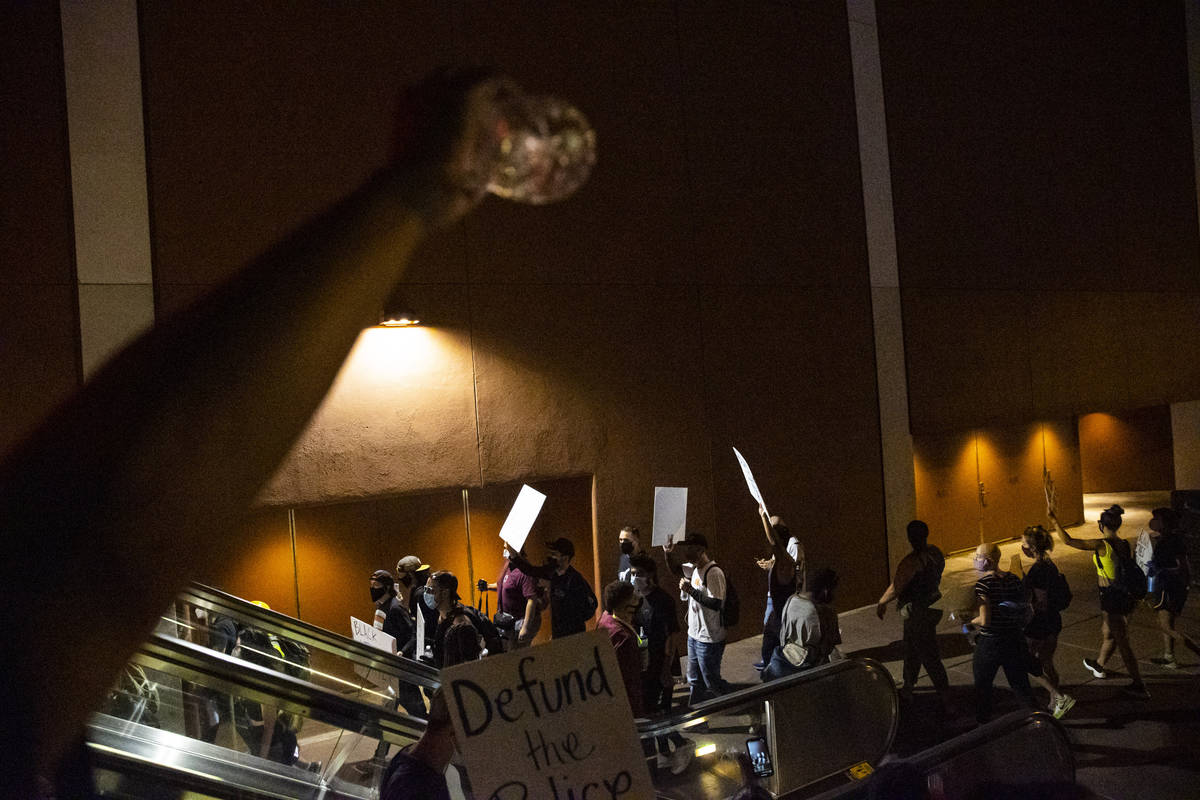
[914,420,1082,553]
[194,475,596,645]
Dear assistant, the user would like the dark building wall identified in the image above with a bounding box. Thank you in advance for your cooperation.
[135,1,887,623]
[878,2,1200,434]
[0,4,81,457]
[1079,406,1175,493]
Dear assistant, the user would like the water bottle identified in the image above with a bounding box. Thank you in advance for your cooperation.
[467,81,596,205]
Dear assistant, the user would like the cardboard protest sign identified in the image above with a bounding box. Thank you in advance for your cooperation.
[443,630,654,800]
[351,615,396,653]
[350,616,398,696]
[498,484,548,552]
[1043,468,1057,518]
[733,446,769,517]
[651,487,688,547]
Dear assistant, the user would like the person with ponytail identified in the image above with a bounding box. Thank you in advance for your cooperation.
[1053,505,1149,699]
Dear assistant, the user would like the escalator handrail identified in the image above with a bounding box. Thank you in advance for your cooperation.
[900,709,1072,775]
[804,710,1074,800]
[634,656,897,742]
[132,631,429,744]
[179,581,440,687]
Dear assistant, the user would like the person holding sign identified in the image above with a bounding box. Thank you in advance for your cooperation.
[665,531,731,704]
[755,507,802,672]
[368,569,427,730]
[1052,507,1150,699]
[617,525,644,581]
[380,689,455,800]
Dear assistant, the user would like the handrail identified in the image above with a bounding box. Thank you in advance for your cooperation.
[806,710,1073,800]
[179,581,440,687]
[636,657,895,744]
[132,631,428,744]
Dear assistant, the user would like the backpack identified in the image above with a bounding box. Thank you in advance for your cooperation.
[1097,540,1147,602]
[1046,567,1072,612]
[703,563,740,628]
[458,604,505,657]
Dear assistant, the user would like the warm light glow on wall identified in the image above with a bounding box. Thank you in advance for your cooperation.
[338,326,443,385]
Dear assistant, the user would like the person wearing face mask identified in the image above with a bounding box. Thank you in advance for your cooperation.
[1052,505,1149,699]
[664,531,731,705]
[875,520,950,709]
[510,538,598,639]
[425,571,503,668]
[395,555,435,643]
[1018,526,1076,719]
[367,570,427,727]
[495,544,541,649]
[762,567,841,681]
[597,580,645,715]
[628,553,693,774]
[618,526,643,581]
[755,507,801,672]
[969,543,1036,724]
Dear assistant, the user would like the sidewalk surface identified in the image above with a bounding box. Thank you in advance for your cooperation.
[718,491,1200,800]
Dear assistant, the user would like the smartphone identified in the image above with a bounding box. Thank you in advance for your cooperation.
[745,736,774,778]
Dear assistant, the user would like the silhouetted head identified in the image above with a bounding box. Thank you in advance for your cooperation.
[1099,504,1124,535]
[906,520,930,550]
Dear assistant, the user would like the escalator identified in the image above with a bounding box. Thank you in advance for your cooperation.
[637,658,899,799]
[87,583,447,798]
[90,585,902,799]
[808,710,1075,799]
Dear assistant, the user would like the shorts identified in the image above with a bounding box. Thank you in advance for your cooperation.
[1099,585,1135,616]
[1147,582,1188,615]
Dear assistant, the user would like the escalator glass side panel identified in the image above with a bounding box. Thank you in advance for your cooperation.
[807,711,1074,800]
[638,659,898,799]
[89,633,431,798]
[168,582,438,711]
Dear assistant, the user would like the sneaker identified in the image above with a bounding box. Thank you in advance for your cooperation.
[1150,655,1179,669]
[753,661,766,671]
[1051,694,1076,719]
[1120,683,1150,700]
[1082,658,1107,679]
[669,740,694,775]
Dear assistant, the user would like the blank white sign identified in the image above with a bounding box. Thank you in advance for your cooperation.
[497,484,547,552]
[652,487,688,546]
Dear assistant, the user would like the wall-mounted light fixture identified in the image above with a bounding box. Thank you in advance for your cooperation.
[378,291,420,327]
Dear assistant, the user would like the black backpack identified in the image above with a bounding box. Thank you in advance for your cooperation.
[1096,541,1147,602]
[459,604,505,657]
[703,563,740,628]
[1047,567,1072,612]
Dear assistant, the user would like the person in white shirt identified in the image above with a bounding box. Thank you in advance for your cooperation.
[665,531,731,704]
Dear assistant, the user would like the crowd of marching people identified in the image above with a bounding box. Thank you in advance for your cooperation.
[369,497,1199,798]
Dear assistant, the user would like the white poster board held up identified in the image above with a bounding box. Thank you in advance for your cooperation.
[442,629,654,800]
[651,487,688,547]
[732,446,769,517]
[350,616,398,696]
[497,484,548,553]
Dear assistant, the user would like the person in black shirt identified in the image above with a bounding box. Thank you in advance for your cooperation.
[510,537,598,639]
[1020,526,1075,719]
[629,554,693,774]
[970,542,1034,724]
[876,520,949,707]
[1146,507,1200,667]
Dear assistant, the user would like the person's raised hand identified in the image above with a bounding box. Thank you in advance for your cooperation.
[390,66,506,227]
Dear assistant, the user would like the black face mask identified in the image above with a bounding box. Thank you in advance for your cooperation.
[619,540,635,555]
[397,574,412,589]
[370,586,388,602]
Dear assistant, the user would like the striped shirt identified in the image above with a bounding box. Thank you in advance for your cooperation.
[975,571,1028,637]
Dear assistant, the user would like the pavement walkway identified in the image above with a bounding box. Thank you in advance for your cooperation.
[716,491,1200,799]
